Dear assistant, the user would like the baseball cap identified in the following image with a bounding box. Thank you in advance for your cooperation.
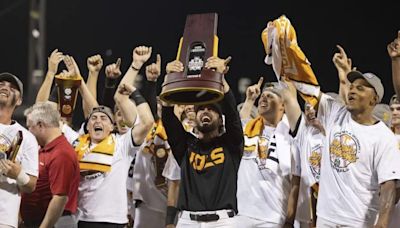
[194,103,223,116]
[373,103,391,127]
[0,72,24,97]
[88,106,114,124]
[262,81,282,98]
[390,94,400,106]
[347,71,384,103]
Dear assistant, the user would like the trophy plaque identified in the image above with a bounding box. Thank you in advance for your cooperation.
[54,75,81,121]
[160,13,224,105]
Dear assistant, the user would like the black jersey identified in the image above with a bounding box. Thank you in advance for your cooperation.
[162,90,243,212]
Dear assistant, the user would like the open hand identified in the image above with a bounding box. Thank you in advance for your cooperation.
[166,60,184,74]
[205,56,231,74]
[48,49,64,75]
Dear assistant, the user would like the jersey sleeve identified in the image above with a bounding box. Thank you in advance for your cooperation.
[375,133,400,184]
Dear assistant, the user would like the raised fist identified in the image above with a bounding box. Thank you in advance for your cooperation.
[117,83,136,96]
[87,54,103,73]
[132,46,152,69]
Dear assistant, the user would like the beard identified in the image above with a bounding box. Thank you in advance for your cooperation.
[196,120,219,134]
[0,92,17,108]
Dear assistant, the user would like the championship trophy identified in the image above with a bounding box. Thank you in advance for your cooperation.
[0,131,23,161]
[160,13,224,105]
[54,74,81,122]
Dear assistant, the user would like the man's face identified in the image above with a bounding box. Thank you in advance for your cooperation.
[184,105,196,121]
[26,116,45,147]
[114,106,129,135]
[391,103,400,126]
[305,103,317,122]
[87,112,114,143]
[0,81,21,108]
[195,105,221,134]
[258,90,284,116]
[346,78,377,114]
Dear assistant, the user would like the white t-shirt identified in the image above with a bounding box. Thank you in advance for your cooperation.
[0,121,39,228]
[237,117,300,224]
[64,128,139,224]
[317,94,400,227]
[131,141,180,213]
[389,134,400,228]
[294,115,324,223]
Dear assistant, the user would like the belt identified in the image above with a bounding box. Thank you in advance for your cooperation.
[180,209,235,222]
[62,210,72,216]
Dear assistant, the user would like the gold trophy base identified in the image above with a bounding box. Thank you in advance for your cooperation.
[160,69,224,105]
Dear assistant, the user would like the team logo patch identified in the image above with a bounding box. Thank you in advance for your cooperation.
[308,145,322,181]
[329,131,360,172]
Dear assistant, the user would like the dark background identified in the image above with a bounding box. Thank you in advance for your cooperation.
[0,0,398,126]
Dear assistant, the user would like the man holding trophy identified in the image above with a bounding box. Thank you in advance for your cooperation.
[160,13,243,228]
[0,73,39,228]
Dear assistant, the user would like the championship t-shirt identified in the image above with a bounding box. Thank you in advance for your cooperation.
[0,122,39,228]
[317,94,400,227]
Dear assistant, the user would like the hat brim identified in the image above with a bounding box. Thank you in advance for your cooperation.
[0,73,23,94]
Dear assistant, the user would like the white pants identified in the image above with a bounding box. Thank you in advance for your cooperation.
[236,215,282,228]
[134,203,165,228]
[177,210,236,228]
[316,217,369,228]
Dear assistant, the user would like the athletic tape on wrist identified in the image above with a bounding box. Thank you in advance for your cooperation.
[16,171,30,186]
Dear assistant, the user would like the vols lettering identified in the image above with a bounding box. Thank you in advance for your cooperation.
[189,147,225,171]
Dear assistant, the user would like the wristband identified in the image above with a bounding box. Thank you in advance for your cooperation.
[166,206,178,225]
[129,90,146,106]
[131,64,140,71]
[16,171,30,186]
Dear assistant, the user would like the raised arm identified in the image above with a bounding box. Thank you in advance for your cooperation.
[332,45,353,104]
[36,49,64,104]
[103,58,122,108]
[119,46,152,87]
[144,54,161,119]
[63,55,99,115]
[240,77,263,120]
[280,77,302,132]
[205,56,243,147]
[388,31,400,98]
[162,60,188,164]
[84,54,103,115]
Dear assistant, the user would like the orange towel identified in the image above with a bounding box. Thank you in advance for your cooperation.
[262,15,320,107]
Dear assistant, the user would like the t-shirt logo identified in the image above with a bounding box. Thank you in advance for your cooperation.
[308,145,322,181]
[189,147,225,171]
[329,131,360,172]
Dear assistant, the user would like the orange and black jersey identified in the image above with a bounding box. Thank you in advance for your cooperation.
[162,90,243,213]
